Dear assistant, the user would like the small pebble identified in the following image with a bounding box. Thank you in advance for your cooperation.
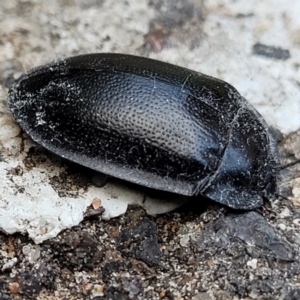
[9,282,20,294]
[159,291,166,298]
[247,258,258,269]
[2,257,18,271]
[279,207,291,218]
[278,223,286,231]
[180,234,191,247]
[91,284,105,297]
[292,187,300,207]
[22,245,31,255]
[82,283,93,295]
[294,234,300,246]
[92,197,102,210]
[192,292,212,300]
[293,219,300,226]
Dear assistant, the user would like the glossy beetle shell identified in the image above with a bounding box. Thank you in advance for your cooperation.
[9,53,278,209]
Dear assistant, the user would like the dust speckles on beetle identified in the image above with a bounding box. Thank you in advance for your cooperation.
[9,53,278,210]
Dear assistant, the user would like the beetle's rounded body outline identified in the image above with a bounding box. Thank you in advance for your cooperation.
[9,53,278,209]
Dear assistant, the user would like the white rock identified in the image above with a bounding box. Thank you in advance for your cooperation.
[279,208,291,218]
[292,219,300,227]
[278,223,286,231]
[247,258,258,269]
[1,257,18,271]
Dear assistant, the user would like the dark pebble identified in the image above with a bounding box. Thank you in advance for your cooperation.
[118,219,162,266]
[252,43,291,60]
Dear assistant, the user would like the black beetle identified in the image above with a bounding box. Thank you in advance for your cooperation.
[8,53,279,209]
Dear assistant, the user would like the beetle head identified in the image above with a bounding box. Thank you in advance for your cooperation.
[201,106,278,210]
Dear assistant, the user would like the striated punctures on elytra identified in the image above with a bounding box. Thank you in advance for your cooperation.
[8,53,279,210]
